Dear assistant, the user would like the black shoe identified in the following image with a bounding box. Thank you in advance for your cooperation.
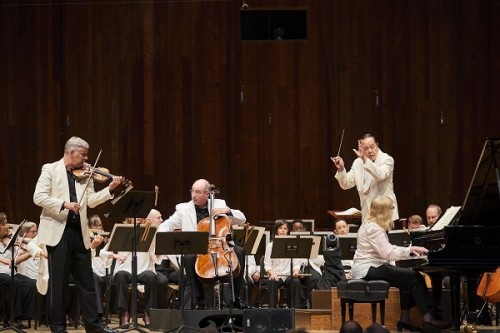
[397,320,421,332]
[233,297,247,309]
[11,320,28,329]
[194,299,207,310]
[87,327,119,333]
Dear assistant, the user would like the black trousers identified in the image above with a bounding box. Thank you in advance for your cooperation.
[114,269,169,311]
[47,225,101,333]
[0,273,36,320]
[266,276,304,308]
[184,245,245,302]
[365,264,432,315]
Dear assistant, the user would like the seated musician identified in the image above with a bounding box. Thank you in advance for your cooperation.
[407,215,426,230]
[333,218,350,235]
[351,196,448,331]
[87,215,110,322]
[309,225,351,288]
[290,220,306,232]
[99,212,167,327]
[158,178,247,310]
[425,205,442,228]
[0,213,38,328]
[264,220,307,308]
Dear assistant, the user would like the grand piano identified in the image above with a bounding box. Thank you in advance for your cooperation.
[410,138,500,329]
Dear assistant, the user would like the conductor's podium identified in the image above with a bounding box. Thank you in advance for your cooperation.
[295,287,450,331]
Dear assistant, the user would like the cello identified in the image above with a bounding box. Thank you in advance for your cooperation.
[195,185,240,283]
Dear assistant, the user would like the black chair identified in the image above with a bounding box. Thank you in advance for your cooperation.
[337,279,390,325]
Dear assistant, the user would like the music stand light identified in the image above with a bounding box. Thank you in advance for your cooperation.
[155,231,209,333]
[106,190,155,333]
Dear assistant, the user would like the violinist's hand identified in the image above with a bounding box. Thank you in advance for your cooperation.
[409,246,428,257]
[330,156,344,171]
[212,208,230,217]
[65,201,81,214]
[292,269,301,278]
[90,234,103,249]
[109,176,123,192]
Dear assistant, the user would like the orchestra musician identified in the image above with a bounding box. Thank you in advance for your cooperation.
[0,213,38,328]
[333,218,350,235]
[425,205,442,228]
[331,133,399,222]
[158,178,247,310]
[99,212,166,328]
[33,136,121,333]
[351,196,448,331]
[264,220,307,308]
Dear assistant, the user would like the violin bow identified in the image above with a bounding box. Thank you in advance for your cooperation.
[78,149,103,206]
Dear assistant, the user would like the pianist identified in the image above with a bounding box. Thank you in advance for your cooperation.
[351,196,449,331]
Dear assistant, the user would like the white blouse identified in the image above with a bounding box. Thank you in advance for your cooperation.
[351,222,411,279]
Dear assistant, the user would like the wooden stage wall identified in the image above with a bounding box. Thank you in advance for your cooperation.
[0,0,499,230]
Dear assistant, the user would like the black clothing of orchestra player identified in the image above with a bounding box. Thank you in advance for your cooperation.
[33,136,122,333]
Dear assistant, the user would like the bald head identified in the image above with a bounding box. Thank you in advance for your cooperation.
[191,179,211,207]
[426,205,442,227]
[147,209,163,227]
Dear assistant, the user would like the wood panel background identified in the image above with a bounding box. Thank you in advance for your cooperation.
[1,0,499,231]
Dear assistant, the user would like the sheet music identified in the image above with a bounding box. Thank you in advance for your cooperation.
[431,206,461,231]
[334,207,362,216]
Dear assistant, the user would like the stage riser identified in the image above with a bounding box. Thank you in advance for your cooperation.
[150,308,295,332]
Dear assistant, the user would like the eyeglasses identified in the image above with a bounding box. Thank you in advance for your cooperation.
[27,229,37,234]
[190,189,207,195]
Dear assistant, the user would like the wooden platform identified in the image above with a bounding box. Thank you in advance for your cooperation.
[304,287,427,331]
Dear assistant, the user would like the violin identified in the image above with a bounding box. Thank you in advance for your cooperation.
[72,162,132,187]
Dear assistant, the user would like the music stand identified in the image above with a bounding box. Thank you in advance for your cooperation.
[106,190,155,333]
[155,231,209,333]
[1,220,27,333]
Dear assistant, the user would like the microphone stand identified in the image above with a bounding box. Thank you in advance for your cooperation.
[220,250,241,333]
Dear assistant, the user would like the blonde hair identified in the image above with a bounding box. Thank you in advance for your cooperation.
[366,196,394,231]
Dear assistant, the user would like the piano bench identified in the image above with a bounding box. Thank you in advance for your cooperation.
[337,279,390,325]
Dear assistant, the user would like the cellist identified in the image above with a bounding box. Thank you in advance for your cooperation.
[158,178,247,310]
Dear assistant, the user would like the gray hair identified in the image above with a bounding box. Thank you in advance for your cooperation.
[64,136,89,154]
[19,221,37,236]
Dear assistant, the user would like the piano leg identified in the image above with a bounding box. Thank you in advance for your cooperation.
[449,273,462,330]
[429,272,443,319]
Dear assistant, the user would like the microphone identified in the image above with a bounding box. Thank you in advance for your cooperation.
[226,233,235,248]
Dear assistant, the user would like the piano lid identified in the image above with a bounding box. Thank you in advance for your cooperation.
[460,138,500,224]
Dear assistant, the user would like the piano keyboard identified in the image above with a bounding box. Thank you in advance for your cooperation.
[396,255,428,268]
